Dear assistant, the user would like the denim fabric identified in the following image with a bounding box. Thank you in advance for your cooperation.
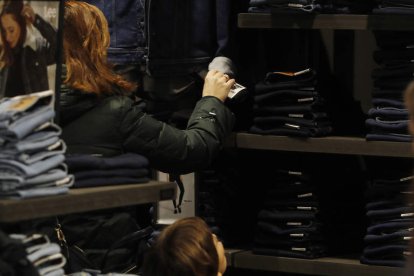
[83,0,145,65]
[366,197,412,211]
[73,177,150,188]
[66,153,149,171]
[0,141,66,165]
[74,168,149,180]
[44,269,65,276]
[372,89,404,100]
[0,154,65,178]
[367,207,414,221]
[257,221,321,235]
[3,124,61,153]
[254,116,331,128]
[365,231,412,244]
[248,6,271,12]
[372,98,406,108]
[253,246,326,259]
[366,133,412,142]
[27,244,61,263]
[363,244,409,258]
[255,233,324,247]
[374,31,414,50]
[360,256,406,267]
[368,107,408,120]
[250,125,332,137]
[254,89,319,105]
[255,69,317,94]
[0,107,55,141]
[374,48,414,64]
[367,220,414,235]
[366,118,409,134]
[0,186,69,199]
[373,6,414,14]
[254,102,325,115]
[264,199,319,210]
[258,209,317,222]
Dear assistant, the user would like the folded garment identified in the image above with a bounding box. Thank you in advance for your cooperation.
[253,246,326,259]
[374,31,414,50]
[74,168,149,180]
[0,186,70,199]
[366,132,412,142]
[360,255,407,267]
[257,220,321,235]
[363,244,409,259]
[366,196,412,211]
[255,233,324,247]
[255,69,317,94]
[366,118,409,134]
[374,78,412,90]
[368,107,408,120]
[258,209,318,222]
[66,153,149,171]
[367,206,414,222]
[374,48,414,64]
[263,199,319,211]
[372,64,414,79]
[367,220,414,235]
[254,88,319,105]
[364,230,412,245]
[0,154,65,178]
[372,98,406,109]
[250,125,332,137]
[73,176,150,188]
[254,102,325,115]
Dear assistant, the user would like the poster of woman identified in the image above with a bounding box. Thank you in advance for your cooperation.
[0,0,60,99]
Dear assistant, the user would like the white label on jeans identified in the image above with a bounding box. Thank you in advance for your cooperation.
[285,123,300,129]
[297,97,314,103]
[401,213,414,217]
[293,68,311,76]
[228,83,246,99]
[297,206,312,211]
[289,171,302,176]
[55,176,71,186]
[290,233,304,237]
[400,176,414,182]
[404,237,412,241]
[298,193,313,198]
[292,247,307,252]
[289,114,304,118]
[287,222,302,226]
[404,251,412,256]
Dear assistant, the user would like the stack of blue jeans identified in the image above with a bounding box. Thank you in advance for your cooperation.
[66,153,150,188]
[361,172,413,267]
[0,91,73,199]
[1,232,66,276]
[253,169,327,258]
[373,0,414,14]
[249,69,332,137]
[366,32,414,142]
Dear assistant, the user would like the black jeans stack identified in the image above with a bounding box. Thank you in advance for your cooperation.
[366,31,414,142]
[249,69,333,137]
[247,0,375,13]
[65,153,150,188]
[253,169,327,258]
[373,0,414,14]
[361,170,413,267]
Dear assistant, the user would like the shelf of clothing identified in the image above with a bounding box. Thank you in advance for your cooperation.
[231,251,403,276]
[236,133,413,158]
[238,13,414,30]
[0,181,176,223]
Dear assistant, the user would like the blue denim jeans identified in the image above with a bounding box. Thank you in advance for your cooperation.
[368,107,408,120]
[0,154,65,178]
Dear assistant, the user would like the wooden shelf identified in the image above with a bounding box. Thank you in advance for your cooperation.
[225,249,244,266]
[238,13,414,30]
[232,251,403,276]
[236,133,413,158]
[0,181,176,223]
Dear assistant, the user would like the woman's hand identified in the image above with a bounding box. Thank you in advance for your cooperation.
[22,5,36,24]
[202,70,235,102]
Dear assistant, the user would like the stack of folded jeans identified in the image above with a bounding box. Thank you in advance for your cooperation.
[373,0,414,14]
[66,153,150,188]
[0,91,73,199]
[361,172,413,267]
[248,0,375,13]
[250,68,332,137]
[0,231,66,276]
[253,169,327,258]
[366,32,414,142]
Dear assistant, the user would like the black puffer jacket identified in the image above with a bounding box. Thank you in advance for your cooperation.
[60,90,234,174]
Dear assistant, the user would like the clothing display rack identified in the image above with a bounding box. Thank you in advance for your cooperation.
[220,12,414,276]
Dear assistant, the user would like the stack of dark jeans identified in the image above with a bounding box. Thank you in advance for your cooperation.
[250,68,332,137]
[0,231,66,276]
[366,32,414,142]
[248,0,375,13]
[362,173,413,267]
[66,153,150,188]
[253,169,327,258]
[373,0,414,14]
[0,91,73,199]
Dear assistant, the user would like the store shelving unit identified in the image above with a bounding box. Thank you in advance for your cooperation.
[0,181,176,223]
[230,11,414,276]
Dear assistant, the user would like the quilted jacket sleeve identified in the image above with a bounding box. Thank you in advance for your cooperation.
[120,96,234,174]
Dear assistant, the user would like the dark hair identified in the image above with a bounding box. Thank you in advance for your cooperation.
[142,217,219,276]
[63,1,136,95]
[0,0,27,66]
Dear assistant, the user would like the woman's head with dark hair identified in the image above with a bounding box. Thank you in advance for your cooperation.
[63,1,135,95]
[0,0,27,64]
[142,217,227,276]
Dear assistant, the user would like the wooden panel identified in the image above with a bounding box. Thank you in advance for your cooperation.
[0,181,176,223]
[233,251,403,276]
[236,133,413,158]
[238,13,414,30]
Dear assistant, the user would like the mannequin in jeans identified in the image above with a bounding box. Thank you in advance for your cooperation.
[142,217,226,276]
